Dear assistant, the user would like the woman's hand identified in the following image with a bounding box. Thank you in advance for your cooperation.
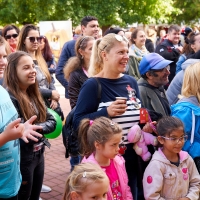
[50,99,58,110]
[107,100,127,117]
[51,90,60,101]
[142,121,157,134]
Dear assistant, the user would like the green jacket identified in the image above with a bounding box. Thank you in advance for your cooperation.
[128,56,141,80]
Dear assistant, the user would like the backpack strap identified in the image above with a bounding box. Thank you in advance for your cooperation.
[93,77,102,104]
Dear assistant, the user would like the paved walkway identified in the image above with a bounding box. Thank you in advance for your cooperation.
[40,81,71,200]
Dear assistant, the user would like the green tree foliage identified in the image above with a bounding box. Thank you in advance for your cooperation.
[0,0,180,27]
[172,0,200,24]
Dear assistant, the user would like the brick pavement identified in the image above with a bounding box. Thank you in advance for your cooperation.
[40,97,71,200]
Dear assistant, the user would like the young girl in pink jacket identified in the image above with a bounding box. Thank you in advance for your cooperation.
[79,117,133,200]
[143,116,200,200]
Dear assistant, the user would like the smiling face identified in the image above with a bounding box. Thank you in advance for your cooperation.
[24,29,40,53]
[82,20,99,38]
[102,41,129,75]
[0,44,7,78]
[147,66,170,87]
[168,29,181,45]
[16,55,36,91]
[133,30,146,48]
[158,127,185,159]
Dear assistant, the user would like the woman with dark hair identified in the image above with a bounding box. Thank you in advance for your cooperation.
[176,32,197,74]
[103,27,125,36]
[128,28,149,80]
[17,24,63,120]
[4,51,56,200]
[39,35,56,74]
[2,24,20,52]
[64,36,95,109]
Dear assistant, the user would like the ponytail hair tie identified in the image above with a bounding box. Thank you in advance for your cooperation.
[89,120,94,126]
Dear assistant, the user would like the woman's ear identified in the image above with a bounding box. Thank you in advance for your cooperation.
[157,136,164,145]
[78,48,84,57]
[70,191,80,200]
[100,51,108,61]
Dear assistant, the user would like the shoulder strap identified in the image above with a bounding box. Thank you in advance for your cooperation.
[93,77,102,104]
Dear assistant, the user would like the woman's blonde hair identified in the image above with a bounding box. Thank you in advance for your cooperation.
[17,24,51,83]
[63,162,108,200]
[88,33,128,76]
[182,62,200,102]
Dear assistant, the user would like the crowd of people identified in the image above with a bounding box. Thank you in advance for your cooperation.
[1,15,200,200]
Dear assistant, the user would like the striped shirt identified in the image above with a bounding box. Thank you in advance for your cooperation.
[73,75,141,144]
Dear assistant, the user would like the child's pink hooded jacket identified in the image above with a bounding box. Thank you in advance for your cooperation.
[143,148,200,200]
[82,153,133,200]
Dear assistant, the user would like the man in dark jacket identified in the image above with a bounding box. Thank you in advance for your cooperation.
[155,25,182,88]
[55,16,99,98]
[138,53,173,116]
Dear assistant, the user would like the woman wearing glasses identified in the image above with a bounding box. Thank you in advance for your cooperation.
[17,24,63,120]
[171,62,200,173]
[2,24,20,52]
[73,33,152,199]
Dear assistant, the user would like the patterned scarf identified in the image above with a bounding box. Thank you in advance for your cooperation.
[129,44,149,62]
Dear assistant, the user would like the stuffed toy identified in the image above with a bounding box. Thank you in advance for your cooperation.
[127,124,157,161]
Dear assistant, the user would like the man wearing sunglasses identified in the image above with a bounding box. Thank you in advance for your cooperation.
[55,16,99,98]
[137,53,173,116]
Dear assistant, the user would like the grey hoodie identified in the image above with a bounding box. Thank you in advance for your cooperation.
[166,59,200,106]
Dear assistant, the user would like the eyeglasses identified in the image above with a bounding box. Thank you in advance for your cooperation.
[153,65,170,72]
[161,135,188,144]
[5,34,18,40]
[26,37,42,43]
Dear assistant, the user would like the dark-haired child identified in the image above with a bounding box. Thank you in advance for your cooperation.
[143,116,200,200]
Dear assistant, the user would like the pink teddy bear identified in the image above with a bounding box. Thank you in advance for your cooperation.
[127,124,157,161]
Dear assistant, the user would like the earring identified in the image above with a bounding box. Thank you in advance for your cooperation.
[81,55,84,59]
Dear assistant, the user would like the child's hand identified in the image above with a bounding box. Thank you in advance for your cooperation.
[3,118,24,141]
[178,197,190,200]
[22,115,43,143]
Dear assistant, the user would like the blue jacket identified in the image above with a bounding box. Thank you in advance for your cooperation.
[176,54,186,74]
[171,97,200,157]
[55,40,76,98]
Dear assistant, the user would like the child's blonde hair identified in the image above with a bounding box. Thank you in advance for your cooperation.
[78,117,122,158]
[63,162,108,200]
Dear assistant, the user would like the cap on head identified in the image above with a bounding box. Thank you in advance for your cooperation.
[139,53,173,75]
[183,27,193,36]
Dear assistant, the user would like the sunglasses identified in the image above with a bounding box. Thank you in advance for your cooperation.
[101,34,129,51]
[26,37,42,43]
[5,34,18,40]
[115,34,129,43]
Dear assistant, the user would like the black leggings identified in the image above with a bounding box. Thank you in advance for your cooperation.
[18,150,44,200]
